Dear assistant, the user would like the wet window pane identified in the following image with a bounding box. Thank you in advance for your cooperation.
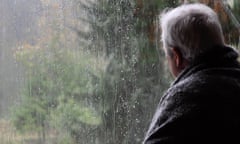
[0,0,239,143]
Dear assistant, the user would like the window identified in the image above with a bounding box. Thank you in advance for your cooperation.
[0,0,239,143]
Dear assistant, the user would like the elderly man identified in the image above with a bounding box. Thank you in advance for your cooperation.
[143,3,240,144]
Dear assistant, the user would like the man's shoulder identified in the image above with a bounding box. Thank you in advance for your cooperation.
[176,66,240,89]
[165,66,240,103]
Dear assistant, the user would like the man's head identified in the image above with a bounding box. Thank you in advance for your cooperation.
[160,3,225,77]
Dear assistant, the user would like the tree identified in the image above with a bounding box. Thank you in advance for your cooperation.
[74,0,180,143]
[11,1,107,143]
[12,34,107,143]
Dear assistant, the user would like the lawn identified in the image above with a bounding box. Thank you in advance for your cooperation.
[0,120,58,144]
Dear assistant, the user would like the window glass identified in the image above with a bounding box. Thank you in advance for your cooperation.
[0,0,239,143]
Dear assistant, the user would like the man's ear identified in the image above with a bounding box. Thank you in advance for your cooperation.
[172,47,181,68]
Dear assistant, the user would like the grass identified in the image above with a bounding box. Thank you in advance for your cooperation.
[0,119,22,144]
[0,119,58,144]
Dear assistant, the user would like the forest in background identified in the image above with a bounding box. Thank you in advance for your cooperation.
[0,0,239,143]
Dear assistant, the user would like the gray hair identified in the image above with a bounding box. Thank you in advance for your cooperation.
[160,3,225,61]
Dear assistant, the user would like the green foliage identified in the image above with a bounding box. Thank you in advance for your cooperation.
[51,97,101,143]
[11,96,47,133]
[75,0,176,143]
[11,0,179,143]
[11,34,108,143]
[233,0,240,22]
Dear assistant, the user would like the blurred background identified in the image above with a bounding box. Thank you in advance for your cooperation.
[0,0,239,143]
